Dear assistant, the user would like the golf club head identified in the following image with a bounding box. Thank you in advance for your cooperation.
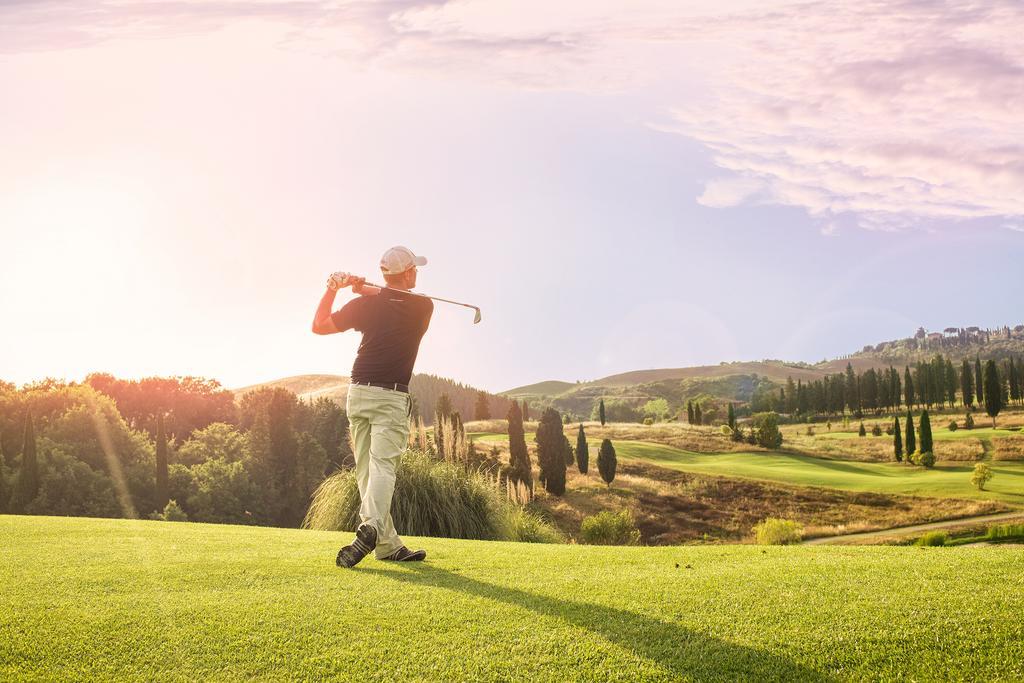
[473,308,482,324]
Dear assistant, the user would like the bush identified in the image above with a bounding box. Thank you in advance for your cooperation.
[149,499,188,522]
[965,413,975,430]
[919,451,936,468]
[805,426,815,437]
[754,412,783,449]
[858,423,867,437]
[579,510,641,546]
[986,523,1024,542]
[914,532,947,547]
[504,507,564,543]
[643,417,654,426]
[948,420,958,432]
[303,450,559,542]
[971,462,993,490]
[753,518,803,545]
[871,424,883,437]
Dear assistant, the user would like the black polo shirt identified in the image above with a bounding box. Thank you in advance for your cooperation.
[331,290,433,386]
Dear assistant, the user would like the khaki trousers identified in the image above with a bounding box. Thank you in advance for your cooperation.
[346,383,410,559]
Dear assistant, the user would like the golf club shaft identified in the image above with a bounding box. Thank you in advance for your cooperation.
[361,279,482,323]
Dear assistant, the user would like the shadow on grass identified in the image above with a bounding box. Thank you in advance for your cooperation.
[361,565,835,681]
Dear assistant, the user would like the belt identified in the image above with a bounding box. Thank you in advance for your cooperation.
[351,380,410,394]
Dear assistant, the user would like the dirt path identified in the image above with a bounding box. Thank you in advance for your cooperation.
[804,510,1024,545]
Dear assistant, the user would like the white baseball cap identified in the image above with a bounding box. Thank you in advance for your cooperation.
[380,245,427,275]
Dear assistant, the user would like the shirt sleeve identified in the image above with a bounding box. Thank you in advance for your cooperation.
[330,296,368,332]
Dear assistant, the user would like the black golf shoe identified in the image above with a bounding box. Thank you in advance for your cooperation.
[336,523,378,568]
[380,546,427,562]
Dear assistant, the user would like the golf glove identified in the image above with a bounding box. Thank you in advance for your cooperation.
[327,272,352,291]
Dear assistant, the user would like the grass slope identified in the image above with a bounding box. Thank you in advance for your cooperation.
[2,516,1023,681]
[613,442,1024,503]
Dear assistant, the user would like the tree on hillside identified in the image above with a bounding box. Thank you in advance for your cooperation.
[893,417,903,462]
[10,411,39,512]
[687,401,694,425]
[845,363,859,415]
[919,410,933,458]
[904,367,915,410]
[597,439,617,488]
[905,411,916,461]
[944,359,958,409]
[975,356,983,408]
[576,424,589,474]
[727,403,736,431]
[1009,358,1021,406]
[155,412,169,513]
[436,392,454,422]
[694,403,703,426]
[506,401,531,487]
[598,399,606,426]
[755,412,783,449]
[309,397,350,472]
[474,391,490,421]
[521,400,530,422]
[642,398,669,423]
[535,408,566,495]
[984,360,1003,427]
[961,359,974,408]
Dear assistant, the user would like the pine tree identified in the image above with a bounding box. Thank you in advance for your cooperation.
[436,392,453,421]
[694,403,702,426]
[10,411,39,512]
[727,403,736,430]
[919,410,933,456]
[506,401,531,486]
[846,363,859,414]
[474,390,490,421]
[597,439,617,488]
[535,408,566,495]
[961,358,974,408]
[893,417,903,462]
[687,400,694,425]
[598,399,606,426]
[905,411,916,460]
[155,412,169,512]
[575,424,589,474]
[984,360,1003,427]
[975,356,984,407]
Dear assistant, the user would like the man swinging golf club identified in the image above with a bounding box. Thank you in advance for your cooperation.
[312,245,433,567]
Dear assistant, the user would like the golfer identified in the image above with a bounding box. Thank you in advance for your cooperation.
[312,246,432,567]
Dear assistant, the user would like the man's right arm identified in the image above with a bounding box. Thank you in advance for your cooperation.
[311,287,342,335]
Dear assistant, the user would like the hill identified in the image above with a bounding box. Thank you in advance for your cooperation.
[3,516,1022,681]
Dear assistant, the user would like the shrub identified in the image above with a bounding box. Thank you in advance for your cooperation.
[753,518,803,545]
[149,499,188,522]
[971,462,993,490]
[504,507,564,543]
[914,532,947,547]
[986,523,1024,542]
[805,426,815,437]
[965,413,975,430]
[948,420,958,432]
[919,451,936,468]
[754,413,783,449]
[643,417,654,426]
[303,450,559,542]
[579,510,641,546]
[871,424,883,437]
[858,422,867,437]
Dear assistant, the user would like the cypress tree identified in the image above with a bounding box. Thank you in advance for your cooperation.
[474,391,490,421]
[1009,358,1021,405]
[984,360,1003,427]
[944,359,957,409]
[598,399,606,426]
[919,410,933,456]
[975,357,983,407]
[11,411,39,512]
[521,399,530,422]
[687,400,694,425]
[727,403,736,430]
[961,359,974,408]
[858,422,866,437]
[905,411,916,460]
[506,401,531,486]
[575,424,589,474]
[562,434,574,467]
[893,417,903,462]
[535,408,566,495]
[904,367,915,409]
[694,403,702,426]
[597,438,617,488]
[155,413,169,512]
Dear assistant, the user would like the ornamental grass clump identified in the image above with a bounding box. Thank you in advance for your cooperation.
[579,510,641,546]
[753,518,803,545]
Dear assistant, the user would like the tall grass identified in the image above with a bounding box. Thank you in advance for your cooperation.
[303,450,560,543]
[986,523,1024,542]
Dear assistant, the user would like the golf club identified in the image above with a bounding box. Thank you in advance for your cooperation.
[329,272,482,324]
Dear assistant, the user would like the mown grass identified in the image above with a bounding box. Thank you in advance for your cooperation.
[612,441,1024,504]
[2,516,1023,681]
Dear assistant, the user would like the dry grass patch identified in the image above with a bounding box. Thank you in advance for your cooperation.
[992,435,1024,461]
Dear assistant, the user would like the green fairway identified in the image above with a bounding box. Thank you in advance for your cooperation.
[816,426,1018,441]
[2,516,1023,681]
[613,441,1024,503]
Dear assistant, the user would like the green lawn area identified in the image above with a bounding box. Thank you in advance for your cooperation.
[815,426,1018,441]
[2,516,1023,681]
[613,441,1024,504]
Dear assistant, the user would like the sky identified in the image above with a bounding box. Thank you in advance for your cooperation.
[2,0,1023,392]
